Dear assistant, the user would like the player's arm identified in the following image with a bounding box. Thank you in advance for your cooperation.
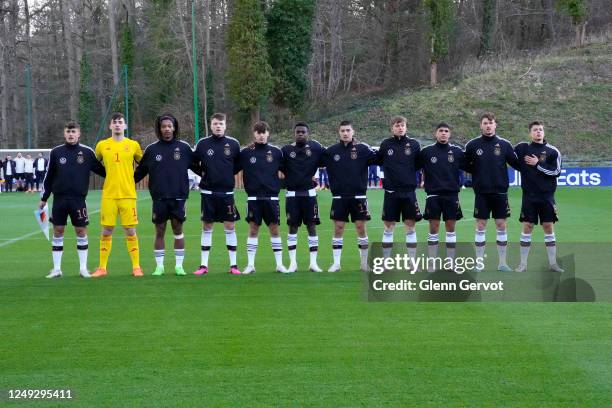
[187,148,201,175]
[133,141,144,164]
[365,144,378,165]
[40,149,56,204]
[234,147,244,175]
[536,149,562,176]
[134,147,150,183]
[505,141,520,170]
[94,141,103,162]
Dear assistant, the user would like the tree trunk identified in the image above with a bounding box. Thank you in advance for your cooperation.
[108,0,120,84]
[60,0,78,119]
[23,0,40,146]
[479,0,497,58]
[177,0,193,72]
[541,0,555,42]
[580,21,587,46]
[430,61,437,88]
[575,24,581,47]
[0,33,8,147]
[250,108,260,127]
[327,0,343,99]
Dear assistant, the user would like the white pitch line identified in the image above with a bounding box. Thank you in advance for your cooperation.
[0,196,150,248]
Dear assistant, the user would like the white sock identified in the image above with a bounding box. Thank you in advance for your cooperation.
[175,248,185,267]
[247,236,258,267]
[154,249,165,267]
[271,236,283,267]
[225,229,237,267]
[545,233,557,265]
[287,233,298,265]
[475,230,486,259]
[445,232,456,258]
[427,233,439,259]
[406,231,417,259]
[332,237,343,265]
[200,229,212,267]
[308,235,319,265]
[358,236,369,263]
[520,233,532,265]
[77,235,88,270]
[52,235,63,271]
[496,229,508,266]
[382,229,394,257]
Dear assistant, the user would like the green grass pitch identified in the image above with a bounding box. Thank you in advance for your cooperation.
[1,187,611,406]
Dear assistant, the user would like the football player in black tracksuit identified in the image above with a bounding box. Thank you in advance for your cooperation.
[376,116,422,260]
[193,113,242,276]
[38,121,106,278]
[513,121,564,273]
[418,123,466,269]
[135,114,197,276]
[281,122,325,273]
[238,121,287,274]
[322,120,377,272]
[464,113,519,271]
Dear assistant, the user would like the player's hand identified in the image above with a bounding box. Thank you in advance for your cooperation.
[524,154,539,166]
[38,200,46,210]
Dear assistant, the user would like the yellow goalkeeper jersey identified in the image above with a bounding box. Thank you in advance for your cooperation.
[95,137,143,199]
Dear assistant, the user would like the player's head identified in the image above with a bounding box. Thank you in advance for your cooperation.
[480,113,496,136]
[26,154,31,159]
[109,112,126,136]
[529,121,545,143]
[294,122,309,144]
[338,120,354,143]
[37,152,43,158]
[6,155,11,160]
[64,121,81,145]
[435,123,451,144]
[391,116,407,137]
[210,113,227,137]
[252,121,270,144]
[155,113,180,141]
[16,152,22,158]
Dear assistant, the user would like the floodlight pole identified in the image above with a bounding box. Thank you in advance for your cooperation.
[192,0,200,141]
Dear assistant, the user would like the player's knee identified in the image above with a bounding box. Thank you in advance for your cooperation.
[523,223,534,234]
[542,223,554,234]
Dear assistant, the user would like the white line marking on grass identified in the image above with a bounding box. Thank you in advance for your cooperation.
[0,196,151,248]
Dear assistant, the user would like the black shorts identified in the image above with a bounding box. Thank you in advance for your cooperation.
[424,194,463,221]
[152,199,187,224]
[331,197,371,222]
[382,191,422,222]
[200,193,240,223]
[246,199,281,226]
[474,193,511,219]
[286,196,320,227]
[16,172,25,181]
[51,196,89,227]
[519,194,558,224]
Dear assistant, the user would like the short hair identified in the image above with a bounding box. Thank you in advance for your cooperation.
[391,116,407,126]
[210,113,226,122]
[155,113,180,140]
[294,122,309,129]
[480,112,496,123]
[110,112,125,122]
[64,121,80,129]
[339,120,352,128]
[528,121,543,130]
[253,121,270,134]
[436,122,451,130]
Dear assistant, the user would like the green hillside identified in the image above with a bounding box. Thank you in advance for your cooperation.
[295,42,611,161]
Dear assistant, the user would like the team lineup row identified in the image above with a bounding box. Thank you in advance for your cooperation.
[38,111,563,278]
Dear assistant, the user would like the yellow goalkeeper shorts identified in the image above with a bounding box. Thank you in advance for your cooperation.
[100,198,139,227]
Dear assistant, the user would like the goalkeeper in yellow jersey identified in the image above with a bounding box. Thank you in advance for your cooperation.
[92,112,144,277]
